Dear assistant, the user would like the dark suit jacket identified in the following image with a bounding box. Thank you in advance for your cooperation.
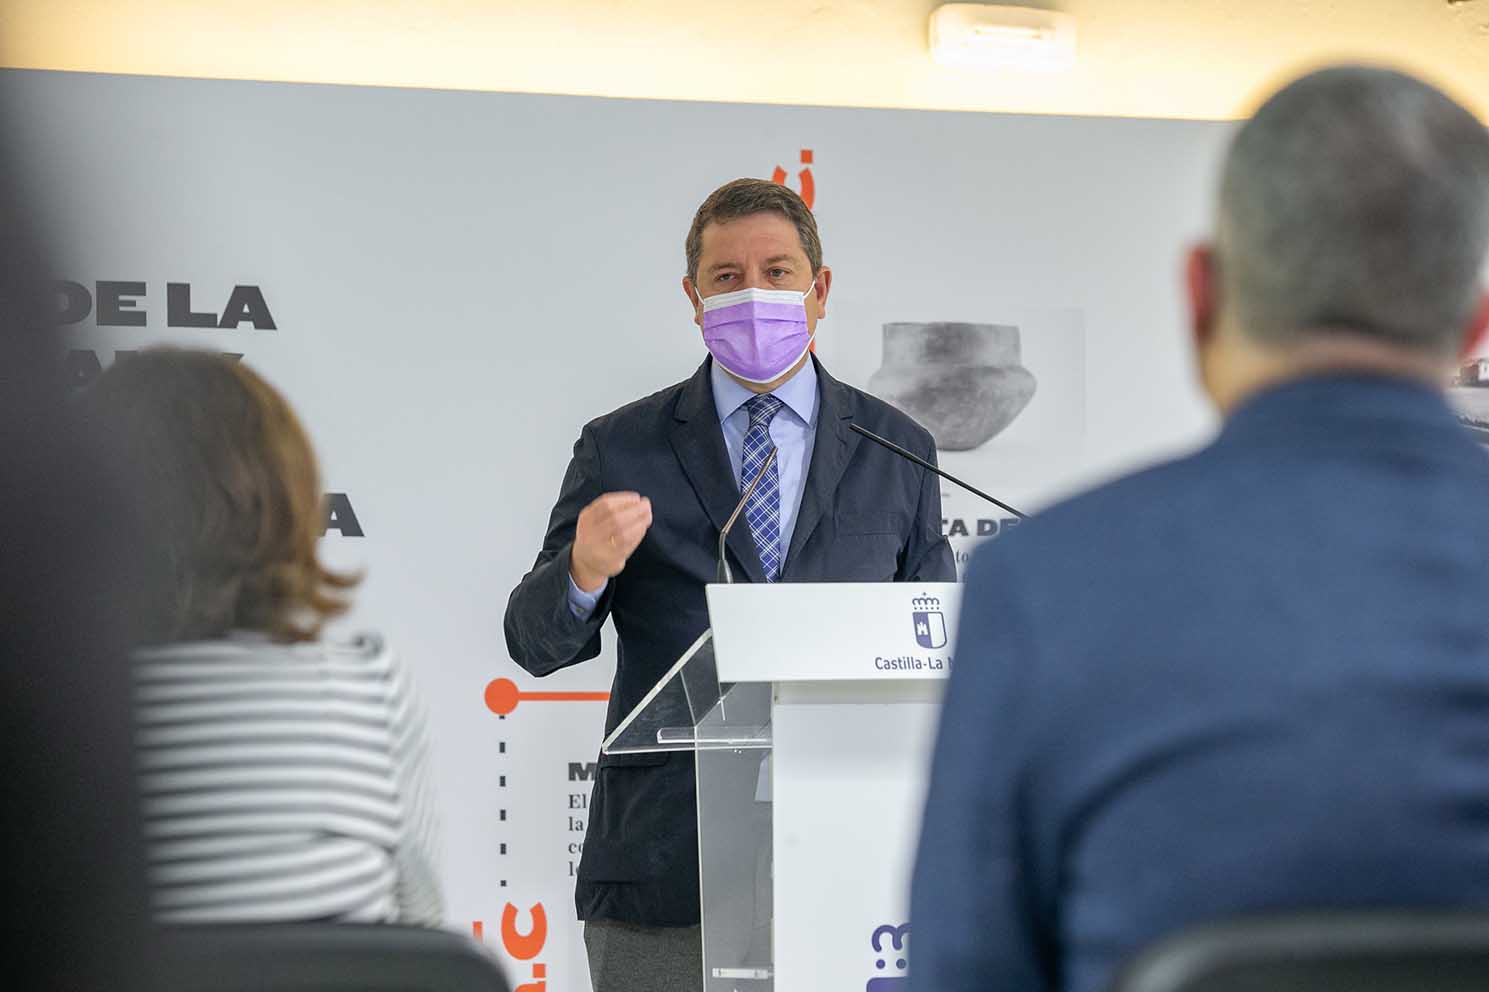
[505,356,956,926]
[909,375,1489,992]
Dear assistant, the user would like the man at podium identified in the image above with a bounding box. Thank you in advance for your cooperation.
[505,177,955,992]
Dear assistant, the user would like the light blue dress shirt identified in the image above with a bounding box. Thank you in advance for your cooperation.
[568,359,820,617]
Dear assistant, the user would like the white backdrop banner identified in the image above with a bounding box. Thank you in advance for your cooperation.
[3,67,1231,990]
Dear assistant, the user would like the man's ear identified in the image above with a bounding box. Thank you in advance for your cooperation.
[812,266,833,319]
[682,276,702,330]
[1458,291,1489,361]
[1186,244,1219,350]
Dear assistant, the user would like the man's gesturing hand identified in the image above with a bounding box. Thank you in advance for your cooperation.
[570,492,653,593]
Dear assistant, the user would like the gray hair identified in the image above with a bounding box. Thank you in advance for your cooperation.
[1216,65,1489,355]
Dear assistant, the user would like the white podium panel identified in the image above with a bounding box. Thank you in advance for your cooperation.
[708,583,962,683]
[706,582,961,992]
[773,680,942,992]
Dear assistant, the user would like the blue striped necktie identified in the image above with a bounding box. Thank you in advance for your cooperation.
[740,393,785,582]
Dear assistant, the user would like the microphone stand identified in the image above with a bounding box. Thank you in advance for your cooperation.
[717,447,779,583]
[849,422,1027,520]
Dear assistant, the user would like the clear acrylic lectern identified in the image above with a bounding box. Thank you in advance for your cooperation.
[601,582,962,992]
[602,628,776,989]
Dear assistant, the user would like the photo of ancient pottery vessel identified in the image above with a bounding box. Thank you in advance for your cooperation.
[867,322,1037,451]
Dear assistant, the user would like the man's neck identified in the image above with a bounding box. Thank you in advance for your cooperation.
[1208,327,1452,416]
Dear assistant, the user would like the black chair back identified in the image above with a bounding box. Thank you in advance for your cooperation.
[153,923,511,991]
[1112,913,1489,992]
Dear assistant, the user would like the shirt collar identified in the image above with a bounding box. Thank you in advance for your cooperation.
[710,356,819,428]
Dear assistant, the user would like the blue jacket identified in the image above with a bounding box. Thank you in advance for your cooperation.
[506,356,955,926]
[910,375,1489,992]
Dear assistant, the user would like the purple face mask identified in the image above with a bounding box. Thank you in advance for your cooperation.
[697,284,815,384]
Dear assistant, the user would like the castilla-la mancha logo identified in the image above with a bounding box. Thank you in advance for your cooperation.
[911,594,947,650]
[868,922,910,990]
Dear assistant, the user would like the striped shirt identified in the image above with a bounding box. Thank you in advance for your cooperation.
[134,632,442,925]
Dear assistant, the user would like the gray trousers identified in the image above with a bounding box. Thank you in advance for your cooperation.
[584,920,702,992]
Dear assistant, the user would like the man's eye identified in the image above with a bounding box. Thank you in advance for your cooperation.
[716,273,735,283]
[769,268,788,279]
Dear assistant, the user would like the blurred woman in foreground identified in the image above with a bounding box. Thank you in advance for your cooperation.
[86,348,442,925]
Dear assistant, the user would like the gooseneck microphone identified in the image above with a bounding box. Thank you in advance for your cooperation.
[849,422,1027,520]
[717,447,779,583]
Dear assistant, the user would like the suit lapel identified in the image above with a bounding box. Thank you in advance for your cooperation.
[782,359,860,577]
[667,360,769,584]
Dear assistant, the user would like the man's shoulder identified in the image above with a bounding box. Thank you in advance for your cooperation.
[828,374,938,454]
[581,368,701,438]
[977,445,1223,574]
[1054,449,1217,519]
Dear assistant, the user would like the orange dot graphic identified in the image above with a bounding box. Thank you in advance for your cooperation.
[484,678,521,716]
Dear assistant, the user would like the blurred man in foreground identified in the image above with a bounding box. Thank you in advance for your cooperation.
[911,65,1489,992]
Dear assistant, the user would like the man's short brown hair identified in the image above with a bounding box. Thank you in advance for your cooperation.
[685,178,822,282]
[84,348,357,644]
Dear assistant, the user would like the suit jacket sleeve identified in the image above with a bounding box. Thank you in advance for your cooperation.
[908,547,1052,991]
[503,423,616,677]
[898,435,957,582]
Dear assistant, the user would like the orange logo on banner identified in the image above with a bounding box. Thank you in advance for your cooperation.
[473,902,550,990]
[772,149,815,209]
[483,677,608,716]
[502,902,549,959]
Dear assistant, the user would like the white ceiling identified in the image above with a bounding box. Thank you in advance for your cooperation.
[2,0,1487,120]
